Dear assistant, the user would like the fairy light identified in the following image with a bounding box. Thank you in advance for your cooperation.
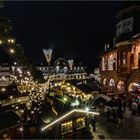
[9,48,15,54]
[1,88,6,92]
[18,99,21,102]
[31,111,34,114]
[9,96,13,99]
[15,106,19,109]
[11,39,15,43]
[19,127,23,131]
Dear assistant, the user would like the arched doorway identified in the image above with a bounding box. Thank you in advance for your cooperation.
[117,81,125,93]
[128,82,140,93]
[128,82,140,100]
[108,79,115,93]
[109,79,115,87]
[103,78,107,86]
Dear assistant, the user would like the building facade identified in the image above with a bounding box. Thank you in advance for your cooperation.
[100,3,140,99]
[36,58,88,81]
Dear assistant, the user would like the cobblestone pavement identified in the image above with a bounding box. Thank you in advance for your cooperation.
[92,107,140,139]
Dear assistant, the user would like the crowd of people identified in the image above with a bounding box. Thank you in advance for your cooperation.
[105,95,140,124]
[105,98,126,125]
[89,94,140,133]
[106,107,123,124]
[130,97,140,116]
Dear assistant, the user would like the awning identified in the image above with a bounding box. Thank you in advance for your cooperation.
[94,94,111,102]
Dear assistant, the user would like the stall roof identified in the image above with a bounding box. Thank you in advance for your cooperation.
[70,80,100,93]
[0,111,22,131]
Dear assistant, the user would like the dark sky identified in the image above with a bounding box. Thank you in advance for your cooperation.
[3,1,121,68]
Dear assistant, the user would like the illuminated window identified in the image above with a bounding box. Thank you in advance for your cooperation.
[109,79,115,87]
[108,55,114,70]
[76,117,85,129]
[102,57,105,71]
[122,52,126,65]
[128,82,140,92]
[61,121,73,134]
[117,81,125,92]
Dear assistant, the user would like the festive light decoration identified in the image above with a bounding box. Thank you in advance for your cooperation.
[1,88,6,92]
[7,39,15,44]
[71,100,79,107]
[0,40,2,44]
[63,97,68,102]
[43,49,52,64]
[85,107,89,111]
[68,59,73,69]
[9,48,15,54]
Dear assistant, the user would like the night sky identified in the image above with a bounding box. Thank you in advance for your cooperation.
[3,1,121,69]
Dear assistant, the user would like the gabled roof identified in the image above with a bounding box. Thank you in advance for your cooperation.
[41,109,99,131]
[70,80,95,93]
